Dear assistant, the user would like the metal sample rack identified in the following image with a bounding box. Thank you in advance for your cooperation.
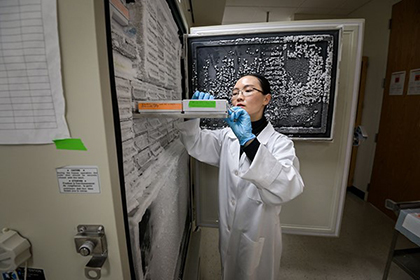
[133,112,228,119]
[136,99,229,119]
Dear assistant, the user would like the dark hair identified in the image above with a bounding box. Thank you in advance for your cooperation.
[240,73,271,95]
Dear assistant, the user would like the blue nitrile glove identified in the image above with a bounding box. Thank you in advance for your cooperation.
[192,90,215,100]
[225,107,256,146]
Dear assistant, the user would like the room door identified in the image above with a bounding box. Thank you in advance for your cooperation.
[367,0,420,217]
[347,56,368,188]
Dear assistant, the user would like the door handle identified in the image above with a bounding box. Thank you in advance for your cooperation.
[353,125,368,146]
[74,225,107,280]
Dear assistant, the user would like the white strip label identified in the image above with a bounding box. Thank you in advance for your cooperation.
[56,166,100,194]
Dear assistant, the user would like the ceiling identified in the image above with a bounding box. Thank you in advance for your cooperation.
[190,0,374,26]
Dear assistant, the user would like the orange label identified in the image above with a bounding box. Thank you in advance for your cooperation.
[111,0,129,19]
[138,103,182,110]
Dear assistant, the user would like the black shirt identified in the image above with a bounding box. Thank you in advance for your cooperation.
[240,116,268,162]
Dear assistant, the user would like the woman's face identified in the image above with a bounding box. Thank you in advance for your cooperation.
[231,75,271,121]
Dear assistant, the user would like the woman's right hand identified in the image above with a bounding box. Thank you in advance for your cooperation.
[192,90,215,100]
[225,107,256,146]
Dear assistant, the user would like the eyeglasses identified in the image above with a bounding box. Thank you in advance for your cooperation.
[231,86,264,99]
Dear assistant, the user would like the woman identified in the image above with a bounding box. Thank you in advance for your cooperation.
[176,74,304,280]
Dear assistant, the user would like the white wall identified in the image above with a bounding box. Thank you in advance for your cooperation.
[0,1,130,279]
[348,0,400,194]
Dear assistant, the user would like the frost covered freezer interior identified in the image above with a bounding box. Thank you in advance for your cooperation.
[108,0,192,279]
[187,29,340,140]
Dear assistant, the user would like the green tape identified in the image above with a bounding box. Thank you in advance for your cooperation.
[188,100,216,108]
[53,138,87,151]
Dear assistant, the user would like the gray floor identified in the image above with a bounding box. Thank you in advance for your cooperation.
[199,192,416,279]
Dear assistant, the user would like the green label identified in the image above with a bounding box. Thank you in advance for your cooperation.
[53,138,87,151]
[188,100,216,108]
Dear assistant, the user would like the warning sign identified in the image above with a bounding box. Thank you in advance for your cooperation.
[56,166,100,194]
[2,267,46,280]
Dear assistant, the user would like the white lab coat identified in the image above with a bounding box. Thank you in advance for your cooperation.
[176,119,304,280]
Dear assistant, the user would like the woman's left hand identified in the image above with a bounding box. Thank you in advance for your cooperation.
[192,91,215,100]
[225,107,256,146]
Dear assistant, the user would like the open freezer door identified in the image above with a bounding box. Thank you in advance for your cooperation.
[188,19,364,236]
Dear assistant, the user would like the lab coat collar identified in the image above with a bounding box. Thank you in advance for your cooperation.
[227,122,275,145]
[257,122,275,145]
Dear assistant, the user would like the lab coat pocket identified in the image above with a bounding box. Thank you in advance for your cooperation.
[238,232,265,276]
[245,184,263,204]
